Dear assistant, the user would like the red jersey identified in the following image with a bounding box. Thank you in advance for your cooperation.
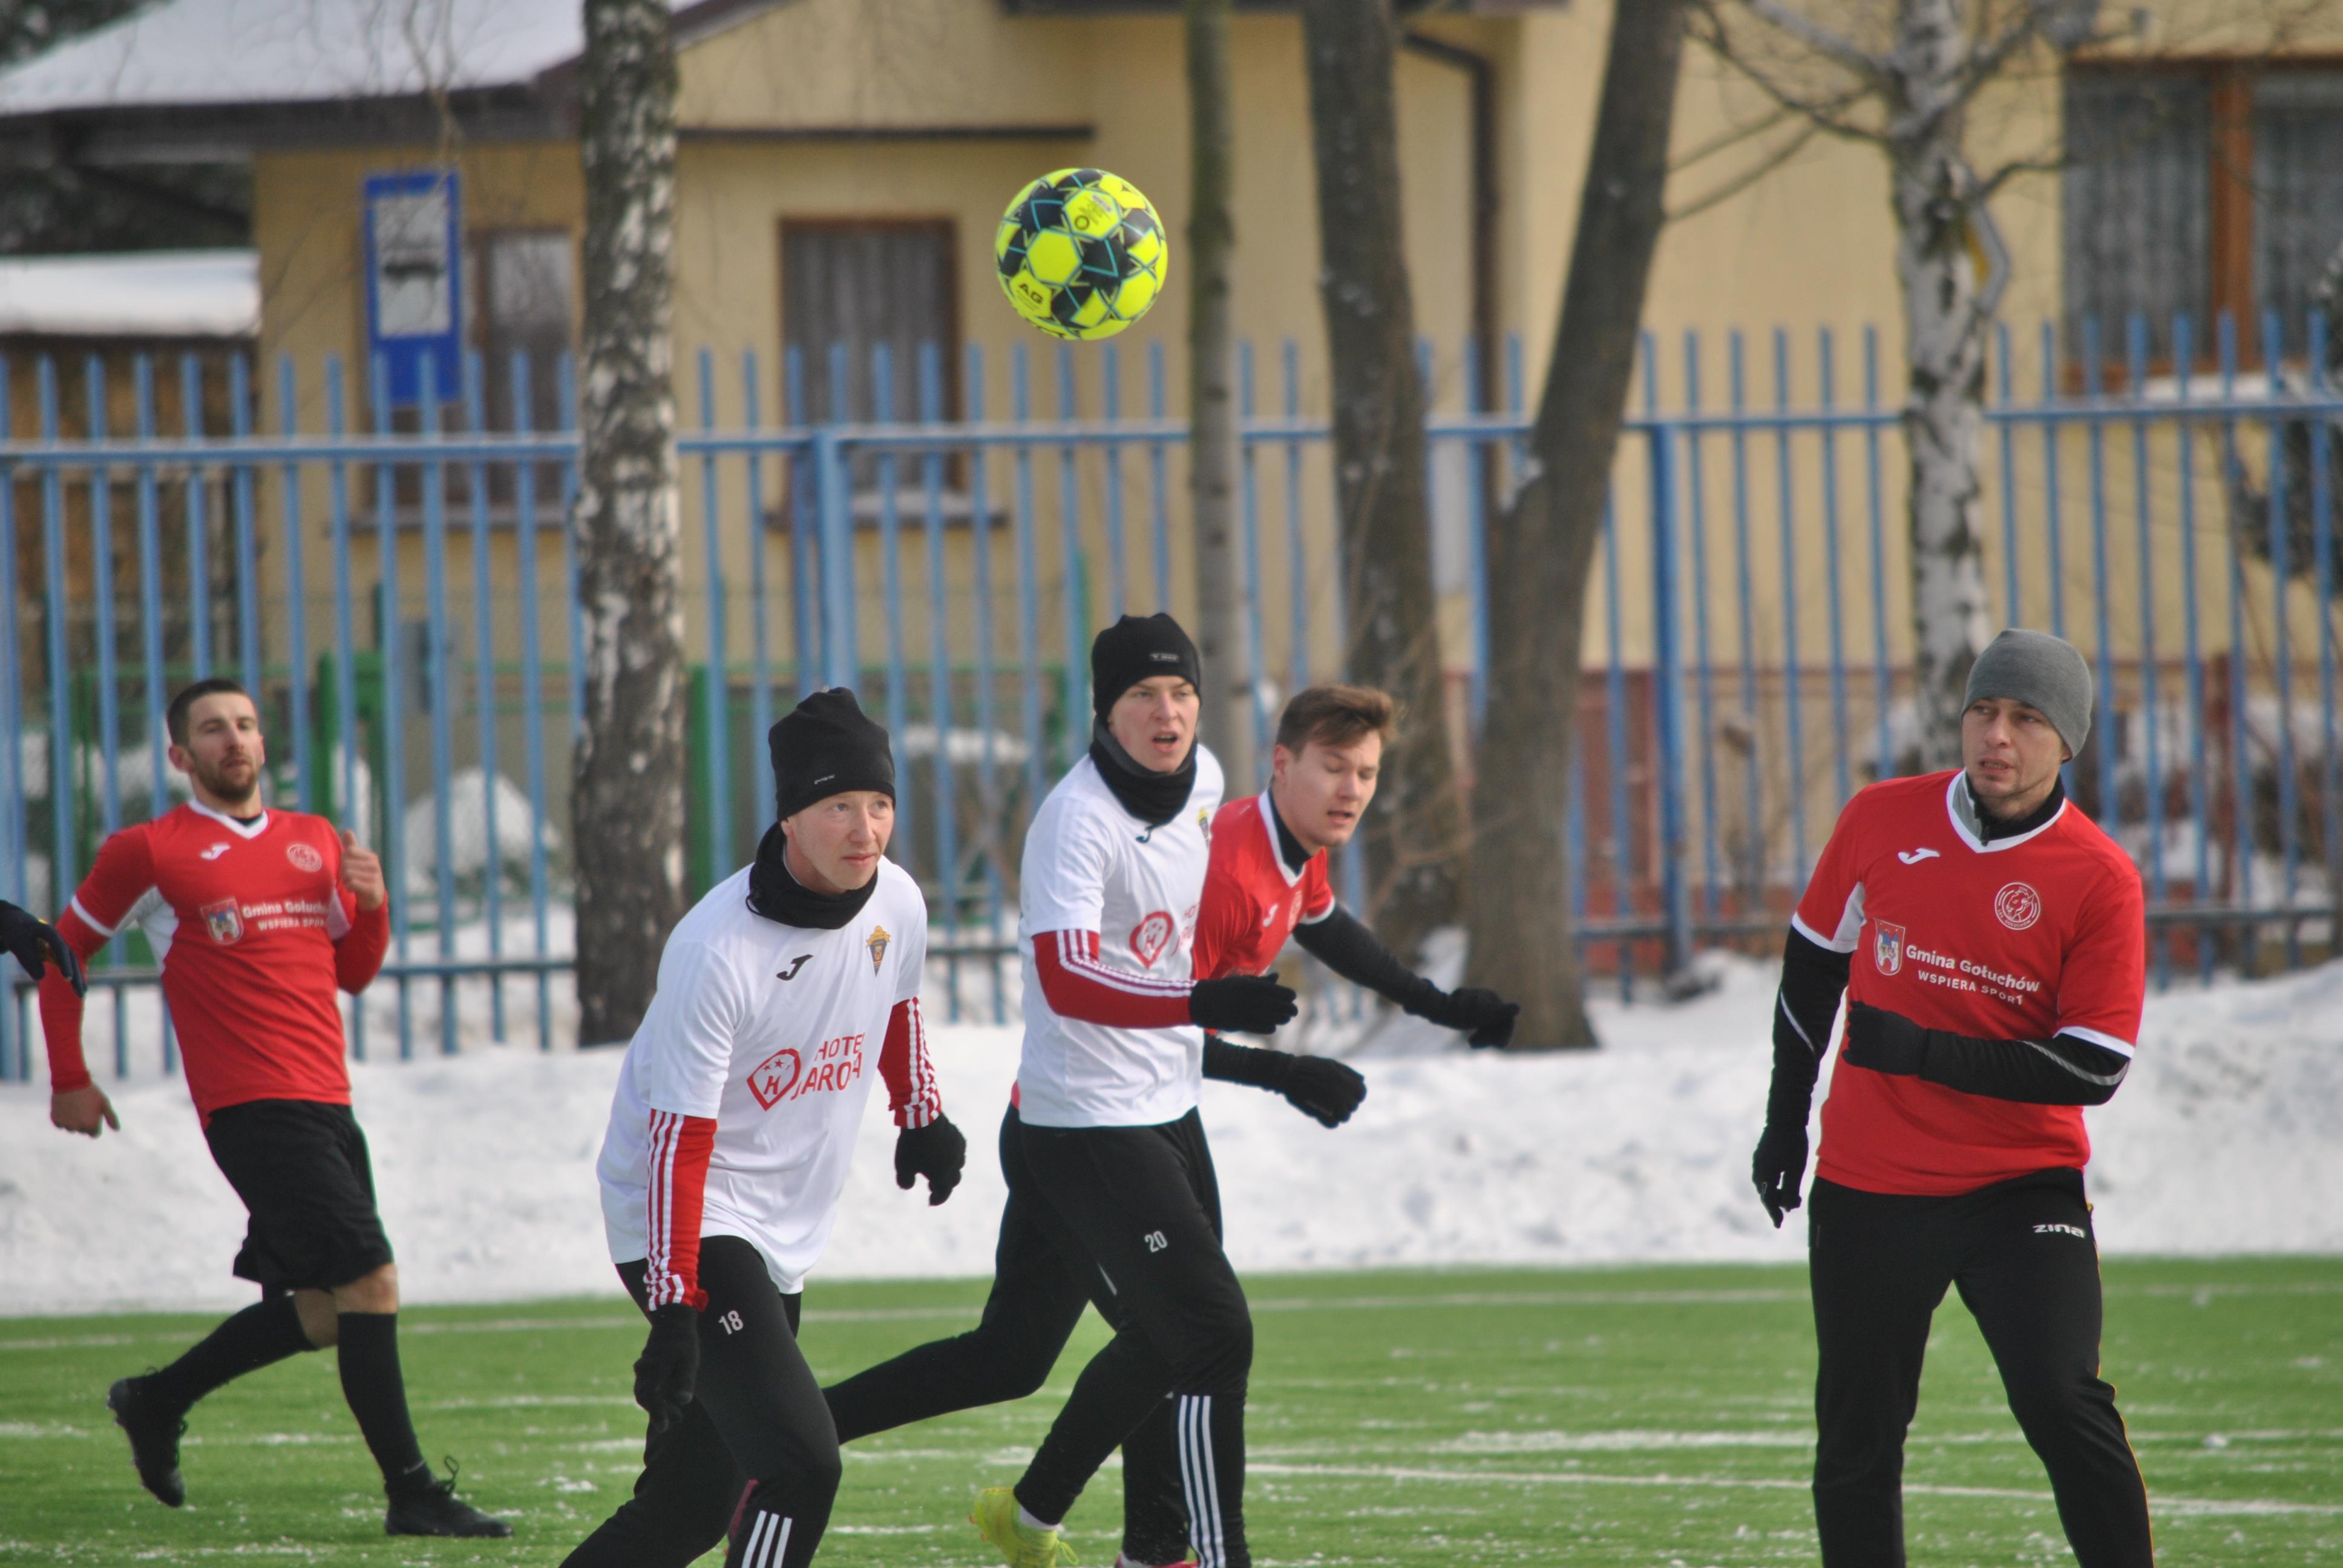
[39,802,389,1121]
[1192,792,1336,981]
[1794,769,2146,1196]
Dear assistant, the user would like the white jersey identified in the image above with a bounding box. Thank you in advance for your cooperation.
[597,857,933,1296]
[1017,746,1225,1128]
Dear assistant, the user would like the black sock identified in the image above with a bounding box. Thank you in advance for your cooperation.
[335,1312,430,1492]
[145,1295,314,1411]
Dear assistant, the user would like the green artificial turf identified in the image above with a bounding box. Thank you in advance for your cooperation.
[1,1259,2337,1565]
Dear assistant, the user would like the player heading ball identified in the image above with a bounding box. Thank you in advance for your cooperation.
[566,687,962,1568]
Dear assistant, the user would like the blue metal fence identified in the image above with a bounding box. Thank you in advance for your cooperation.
[4,317,2339,1077]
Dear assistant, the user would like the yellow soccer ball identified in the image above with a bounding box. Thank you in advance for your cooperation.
[995,168,1168,342]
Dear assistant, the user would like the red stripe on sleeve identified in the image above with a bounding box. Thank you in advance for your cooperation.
[879,996,943,1129]
[1031,930,1193,1029]
[644,1109,715,1311]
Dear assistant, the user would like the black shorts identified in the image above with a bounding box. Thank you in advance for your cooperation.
[202,1099,396,1292]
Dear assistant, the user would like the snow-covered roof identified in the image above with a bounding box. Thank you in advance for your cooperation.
[0,250,258,339]
[0,0,714,116]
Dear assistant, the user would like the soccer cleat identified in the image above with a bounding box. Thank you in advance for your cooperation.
[384,1460,513,1538]
[971,1485,1077,1567]
[107,1375,188,1507]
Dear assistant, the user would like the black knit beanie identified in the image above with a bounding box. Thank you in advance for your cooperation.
[1090,613,1201,720]
[768,688,896,822]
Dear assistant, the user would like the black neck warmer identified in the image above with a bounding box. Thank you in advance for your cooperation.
[1088,721,1197,828]
[746,822,878,930]
[1970,774,2067,844]
[1265,792,1313,875]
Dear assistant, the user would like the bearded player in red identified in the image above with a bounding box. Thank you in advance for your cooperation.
[1752,630,2152,1568]
[39,678,510,1538]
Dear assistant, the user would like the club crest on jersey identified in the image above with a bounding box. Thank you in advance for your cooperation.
[1873,921,1906,975]
[200,898,244,945]
[865,925,891,974]
[1994,881,2043,931]
[286,841,324,874]
[747,1047,802,1109]
[1198,806,1212,839]
[1130,910,1176,967]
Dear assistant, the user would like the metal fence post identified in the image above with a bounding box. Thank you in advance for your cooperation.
[1647,420,1692,979]
[813,425,856,691]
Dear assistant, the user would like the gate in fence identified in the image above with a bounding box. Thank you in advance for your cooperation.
[4,316,2339,1076]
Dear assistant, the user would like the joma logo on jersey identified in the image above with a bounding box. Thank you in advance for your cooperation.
[1873,922,1907,976]
[747,1033,865,1110]
[199,898,244,945]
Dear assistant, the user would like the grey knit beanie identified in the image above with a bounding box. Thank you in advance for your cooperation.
[1964,629,2092,757]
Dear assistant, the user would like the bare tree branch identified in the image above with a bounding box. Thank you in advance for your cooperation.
[1689,27,1889,148]
[1972,149,2070,204]
[1734,0,1891,80]
[1668,117,1826,221]
[1670,100,1800,172]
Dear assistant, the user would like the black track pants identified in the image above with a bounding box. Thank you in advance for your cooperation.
[1809,1169,2153,1568]
[562,1238,839,1568]
[1015,1109,1252,1568]
[824,1108,1094,1442]
[821,1107,1195,1564]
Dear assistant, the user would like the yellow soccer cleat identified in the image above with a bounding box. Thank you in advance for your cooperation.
[971,1485,1078,1567]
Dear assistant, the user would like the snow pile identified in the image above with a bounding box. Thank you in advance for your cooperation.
[0,250,258,339]
[2,956,2339,1316]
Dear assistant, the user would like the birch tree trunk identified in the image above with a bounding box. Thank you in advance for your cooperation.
[1887,0,1996,766]
[1465,0,1688,1048]
[1184,0,1254,789]
[573,0,685,1045]
[1299,0,1463,962]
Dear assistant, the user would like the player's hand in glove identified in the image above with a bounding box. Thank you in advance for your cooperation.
[1278,1056,1368,1128]
[1413,985,1520,1049]
[1,900,83,995]
[1204,1037,1366,1128]
[894,1114,968,1206]
[633,1302,700,1434]
[1188,973,1299,1035]
[1840,1002,1927,1077]
[1751,1123,1809,1228]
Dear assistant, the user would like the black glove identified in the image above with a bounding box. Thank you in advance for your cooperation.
[1280,1056,1368,1128]
[0,901,83,996]
[894,1114,968,1206]
[1841,1002,1927,1077]
[1204,1037,1368,1128]
[633,1302,700,1434]
[1413,985,1519,1048]
[1751,1122,1809,1229]
[1188,973,1299,1035]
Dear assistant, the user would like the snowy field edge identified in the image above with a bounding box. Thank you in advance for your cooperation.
[3,954,2340,1317]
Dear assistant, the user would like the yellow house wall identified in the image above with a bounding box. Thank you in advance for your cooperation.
[218,0,2335,846]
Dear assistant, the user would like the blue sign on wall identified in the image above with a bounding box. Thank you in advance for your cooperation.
[363,169,463,406]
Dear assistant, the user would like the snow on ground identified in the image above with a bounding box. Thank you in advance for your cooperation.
[2,956,2339,1316]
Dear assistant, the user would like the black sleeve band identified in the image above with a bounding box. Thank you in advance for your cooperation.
[1769,927,1850,1129]
[1291,904,1440,1013]
[1202,1035,1293,1090]
[1916,1028,2131,1106]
